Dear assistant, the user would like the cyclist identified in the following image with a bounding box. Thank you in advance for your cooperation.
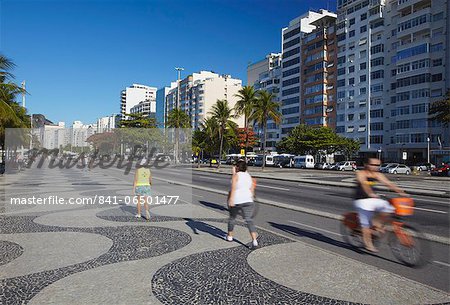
[354,157,408,252]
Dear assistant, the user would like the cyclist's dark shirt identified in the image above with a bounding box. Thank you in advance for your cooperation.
[354,175,377,199]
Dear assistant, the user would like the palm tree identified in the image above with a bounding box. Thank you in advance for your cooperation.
[166,108,191,163]
[251,90,282,170]
[0,54,28,155]
[429,89,450,127]
[200,117,220,158]
[234,86,257,160]
[209,99,235,169]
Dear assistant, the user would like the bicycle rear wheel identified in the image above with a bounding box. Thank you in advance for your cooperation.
[388,224,427,267]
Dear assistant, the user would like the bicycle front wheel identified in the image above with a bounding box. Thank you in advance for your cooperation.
[388,224,428,267]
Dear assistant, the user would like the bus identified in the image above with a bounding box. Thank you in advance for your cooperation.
[274,154,295,168]
[293,155,315,169]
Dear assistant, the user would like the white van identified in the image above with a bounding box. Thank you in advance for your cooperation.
[254,154,277,166]
[294,155,315,169]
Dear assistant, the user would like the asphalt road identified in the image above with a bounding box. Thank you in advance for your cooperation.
[103,165,450,293]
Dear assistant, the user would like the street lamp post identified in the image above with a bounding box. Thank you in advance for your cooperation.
[377,147,382,160]
[427,136,430,163]
[175,67,184,109]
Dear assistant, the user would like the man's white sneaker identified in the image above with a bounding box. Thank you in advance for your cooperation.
[252,239,258,247]
[225,235,233,242]
[145,210,150,220]
[135,214,141,218]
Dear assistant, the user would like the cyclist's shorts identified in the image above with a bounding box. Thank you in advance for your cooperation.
[354,198,394,228]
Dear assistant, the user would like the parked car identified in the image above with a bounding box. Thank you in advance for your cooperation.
[379,163,398,172]
[384,163,411,175]
[314,162,331,170]
[412,163,436,171]
[430,164,450,176]
[334,161,356,171]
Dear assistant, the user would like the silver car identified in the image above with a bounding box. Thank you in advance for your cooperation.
[385,164,411,175]
[379,163,398,172]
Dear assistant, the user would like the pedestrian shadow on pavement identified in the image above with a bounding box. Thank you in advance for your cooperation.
[269,222,362,253]
[269,222,407,266]
[184,218,247,247]
[198,200,228,212]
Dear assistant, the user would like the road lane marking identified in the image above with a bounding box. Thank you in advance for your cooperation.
[192,194,203,198]
[415,198,450,205]
[433,261,450,268]
[196,176,221,181]
[289,220,343,237]
[258,184,290,191]
[413,207,447,214]
[297,183,331,190]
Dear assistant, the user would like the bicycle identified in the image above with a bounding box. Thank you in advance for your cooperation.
[340,197,429,267]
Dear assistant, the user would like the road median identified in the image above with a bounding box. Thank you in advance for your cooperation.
[193,167,450,198]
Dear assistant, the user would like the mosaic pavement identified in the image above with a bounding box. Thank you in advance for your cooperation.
[1,167,449,305]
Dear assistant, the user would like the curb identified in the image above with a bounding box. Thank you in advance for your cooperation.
[154,177,450,246]
[193,168,450,199]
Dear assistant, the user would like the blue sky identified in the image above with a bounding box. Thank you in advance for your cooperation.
[2,0,336,124]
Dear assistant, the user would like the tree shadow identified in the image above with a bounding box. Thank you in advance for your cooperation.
[184,218,247,247]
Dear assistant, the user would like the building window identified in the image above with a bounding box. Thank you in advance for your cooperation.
[360,62,367,70]
[360,87,367,95]
[360,25,367,33]
[349,18,355,26]
[432,74,443,82]
[370,109,383,118]
[360,13,367,21]
[348,66,355,73]
[432,59,442,67]
[349,78,355,85]
[349,30,355,37]
[371,70,384,80]
[359,113,366,120]
[348,102,355,109]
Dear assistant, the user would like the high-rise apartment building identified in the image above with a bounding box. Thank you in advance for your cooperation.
[97,115,119,133]
[165,71,244,130]
[335,0,388,155]
[301,13,337,129]
[280,10,337,137]
[384,0,449,162]
[120,84,157,119]
[336,0,449,162]
[247,53,282,151]
[156,85,176,128]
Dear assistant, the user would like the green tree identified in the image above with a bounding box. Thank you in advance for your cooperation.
[277,124,360,159]
[119,113,157,128]
[234,85,257,160]
[166,108,191,163]
[0,55,29,154]
[200,117,220,157]
[338,137,361,160]
[209,99,235,169]
[429,89,450,126]
[251,90,282,170]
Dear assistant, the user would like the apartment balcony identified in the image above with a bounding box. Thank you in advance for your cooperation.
[398,7,431,24]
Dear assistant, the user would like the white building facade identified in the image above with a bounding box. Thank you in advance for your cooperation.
[166,71,244,130]
[247,53,282,151]
[120,84,157,118]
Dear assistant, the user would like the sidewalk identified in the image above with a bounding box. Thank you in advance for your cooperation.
[193,166,450,198]
[1,168,449,304]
